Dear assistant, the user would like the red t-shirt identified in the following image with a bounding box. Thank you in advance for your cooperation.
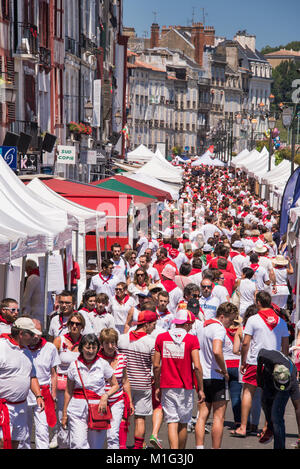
[155,331,200,389]
[220,270,236,297]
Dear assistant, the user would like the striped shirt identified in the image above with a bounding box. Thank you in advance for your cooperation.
[103,353,127,404]
[118,333,155,390]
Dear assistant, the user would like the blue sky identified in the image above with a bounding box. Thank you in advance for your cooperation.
[123,0,300,51]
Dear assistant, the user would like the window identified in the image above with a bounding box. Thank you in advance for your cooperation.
[54,0,63,39]
[39,1,50,48]
[1,0,9,19]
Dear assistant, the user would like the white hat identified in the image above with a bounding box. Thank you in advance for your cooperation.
[203,243,213,252]
[232,240,244,249]
[13,317,42,336]
[254,240,268,253]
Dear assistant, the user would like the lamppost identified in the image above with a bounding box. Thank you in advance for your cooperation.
[84,100,94,123]
[282,106,296,174]
[267,115,276,171]
[250,118,257,150]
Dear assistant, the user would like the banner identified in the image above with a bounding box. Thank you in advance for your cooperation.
[279,167,300,237]
[57,145,76,164]
[0,146,18,170]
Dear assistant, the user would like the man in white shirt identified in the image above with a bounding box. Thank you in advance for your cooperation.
[199,279,220,320]
[136,230,149,257]
[202,216,222,242]
[0,298,19,334]
[0,317,45,449]
[21,319,60,449]
[231,291,289,438]
[89,259,119,300]
[230,240,249,279]
[110,243,127,282]
[195,302,237,449]
[139,255,160,283]
[22,259,43,327]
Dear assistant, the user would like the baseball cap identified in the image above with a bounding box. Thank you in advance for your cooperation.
[172,309,196,325]
[161,264,176,281]
[203,244,213,252]
[273,364,292,391]
[13,317,42,336]
[134,310,158,326]
[232,240,244,249]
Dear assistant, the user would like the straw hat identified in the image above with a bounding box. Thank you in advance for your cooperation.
[273,255,289,266]
[254,241,268,253]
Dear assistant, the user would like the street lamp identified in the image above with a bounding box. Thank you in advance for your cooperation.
[282,106,294,173]
[251,118,257,149]
[115,110,122,127]
[267,115,276,171]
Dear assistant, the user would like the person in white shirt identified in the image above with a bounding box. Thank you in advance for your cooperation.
[89,260,119,301]
[199,278,220,320]
[139,255,160,283]
[136,231,149,257]
[168,239,187,270]
[0,317,45,449]
[249,252,270,292]
[230,241,249,279]
[202,216,222,242]
[124,250,139,283]
[110,282,135,334]
[0,298,19,335]
[110,243,127,282]
[231,291,289,438]
[238,268,257,318]
[20,319,60,449]
[195,302,238,449]
[89,293,116,337]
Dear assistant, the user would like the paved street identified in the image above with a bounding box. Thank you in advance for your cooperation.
[126,397,299,450]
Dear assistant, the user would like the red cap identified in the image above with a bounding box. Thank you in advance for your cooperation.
[134,310,158,326]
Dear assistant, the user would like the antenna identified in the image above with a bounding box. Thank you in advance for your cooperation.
[201,7,208,25]
[192,6,196,24]
[153,11,158,23]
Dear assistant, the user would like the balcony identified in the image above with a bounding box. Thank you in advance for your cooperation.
[80,34,97,53]
[10,120,41,150]
[199,102,211,111]
[198,77,210,86]
[65,37,80,57]
[13,22,39,59]
[39,47,51,68]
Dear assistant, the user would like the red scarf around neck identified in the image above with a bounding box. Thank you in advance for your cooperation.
[80,307,96,313]
[169,248,180,259]
[28,268,40,277]
[94,308,108,317]
[98,349,118,360]
[0,314,9,324]
[162,279,178,293]
[63,333,82,350]
[77,353,100,367]
[29,337,47,351]
[115,294,130,305]
[129,330,147,342]
[99,273,112,284]
[0,333,24,348]
[250,263,260,272]
[185,252,193,260]
[204,319,223,328]
[258,309,279,331]
[225,327,238,343]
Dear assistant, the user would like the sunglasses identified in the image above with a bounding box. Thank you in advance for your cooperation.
[137,273,145,276]
[3,307,19,313]
[69,321,82,327]
[201,285,212,289]
[115,288,124,292]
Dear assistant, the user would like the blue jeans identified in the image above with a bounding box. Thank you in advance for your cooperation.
[227,367,242,424]
[261,389,290,449]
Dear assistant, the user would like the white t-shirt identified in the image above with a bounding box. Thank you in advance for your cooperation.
[27,342,61,405]
[212,285,229,304]
[88,311,116,337]
[48,311,94,338]
[252,265,269,291]
[244,313,289,365]
[111,258,127,282]
[199,295,220,320]
[0,337,36,402]
[146,266,160,283]
[197,319,226,380]
[136,237,149,256]
[232,254,249,279]
[110,295,136,331]
[89,273,119,299]
[239,278,256,317]
[202,224,221,242]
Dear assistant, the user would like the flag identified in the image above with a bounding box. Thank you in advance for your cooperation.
[122,124,129,141]
[279,167,300,237]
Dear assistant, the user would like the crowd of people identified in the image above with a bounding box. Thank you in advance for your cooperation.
[1,162,300,450]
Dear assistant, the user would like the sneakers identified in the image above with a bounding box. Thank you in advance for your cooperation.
[149,434,163,449]
[49,434,58,449]
[259,428,273,444]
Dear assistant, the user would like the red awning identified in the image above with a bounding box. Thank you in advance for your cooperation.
[34,178,132,235]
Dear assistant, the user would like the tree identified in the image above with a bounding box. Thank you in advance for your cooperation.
[271,61,300,108]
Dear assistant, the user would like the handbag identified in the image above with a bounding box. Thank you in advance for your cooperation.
[75,361,112,431]
[230,285,240,308]
[57,374,67,391]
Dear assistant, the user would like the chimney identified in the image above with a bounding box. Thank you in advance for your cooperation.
[192,23,205,66]
[150,23,160,48]
[204,26,215,47]
[234,31,256,52]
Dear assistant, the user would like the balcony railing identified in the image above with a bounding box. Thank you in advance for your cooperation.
[39,47,51,67]
[65,37,80,57]
[13,22,39,56]
[10,120,41,150]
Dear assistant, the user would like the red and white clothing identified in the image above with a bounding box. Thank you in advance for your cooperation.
[224,328,240,370]
[272,267,290,309]
[156,310,174,332]
[161,279,183,314]
[168,249,186,270]
[22,340,60,449]
[231,254,249,279]
[100,351,127,449]
[126,263,140,282]
[67,356,114,449]
[110,295,136,334]
[243,310,289,366]
[118,332,155,391]
[197,319,226,380]
[251,264,269,291]
[199,295,220,320]
[146,265,160,283]
[0,335,36,446]
[89,272,119,299]
[88,309,116,337]
[0,316,12,335]
[239,278,256,317]
[111,258,127,282]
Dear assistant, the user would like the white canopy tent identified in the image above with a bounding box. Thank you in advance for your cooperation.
[0,156,72,325]
[231,149,259,168]
[127,144,155,163]
[154,148,184,175]
[231,148,250,166]
[135,153,183,184]
[246,149,276,179]
[257,159,291,184]
[27,177,107,304]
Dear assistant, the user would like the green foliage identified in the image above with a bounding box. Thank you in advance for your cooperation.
[172,146,183,156]
[256,140,270,152]
[271,61,300,107]
[261,42,300,54]
[274,151,284,166]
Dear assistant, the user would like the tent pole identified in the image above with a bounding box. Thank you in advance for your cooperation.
[43,252,49,331]
[3,263,8,298]
[19,255,27,311]
[295,239,300,346]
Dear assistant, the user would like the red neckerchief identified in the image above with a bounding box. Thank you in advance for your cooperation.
[58,313,67,331]
[230,250,239,259]
[204,319,223,328]
[258,308,279,331]
[29,337,47,351]
[115,294,130,305]
[250,263,260,272]
[98,350,118,360]
[169,248,180,259]
[77,353,100,367]
[225,327,238,343]
[162,279,178,293]
[189,268,202,276]
[63,333,82,351]
[185,252,193,260]
[94,309,107,317]
[129,330,147,342]
[156,308,170,318]
[99,273,112,284]
[80,307,97,313]
[0,333,24,348]
[0,314,9,324]
[27,268,40,277]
